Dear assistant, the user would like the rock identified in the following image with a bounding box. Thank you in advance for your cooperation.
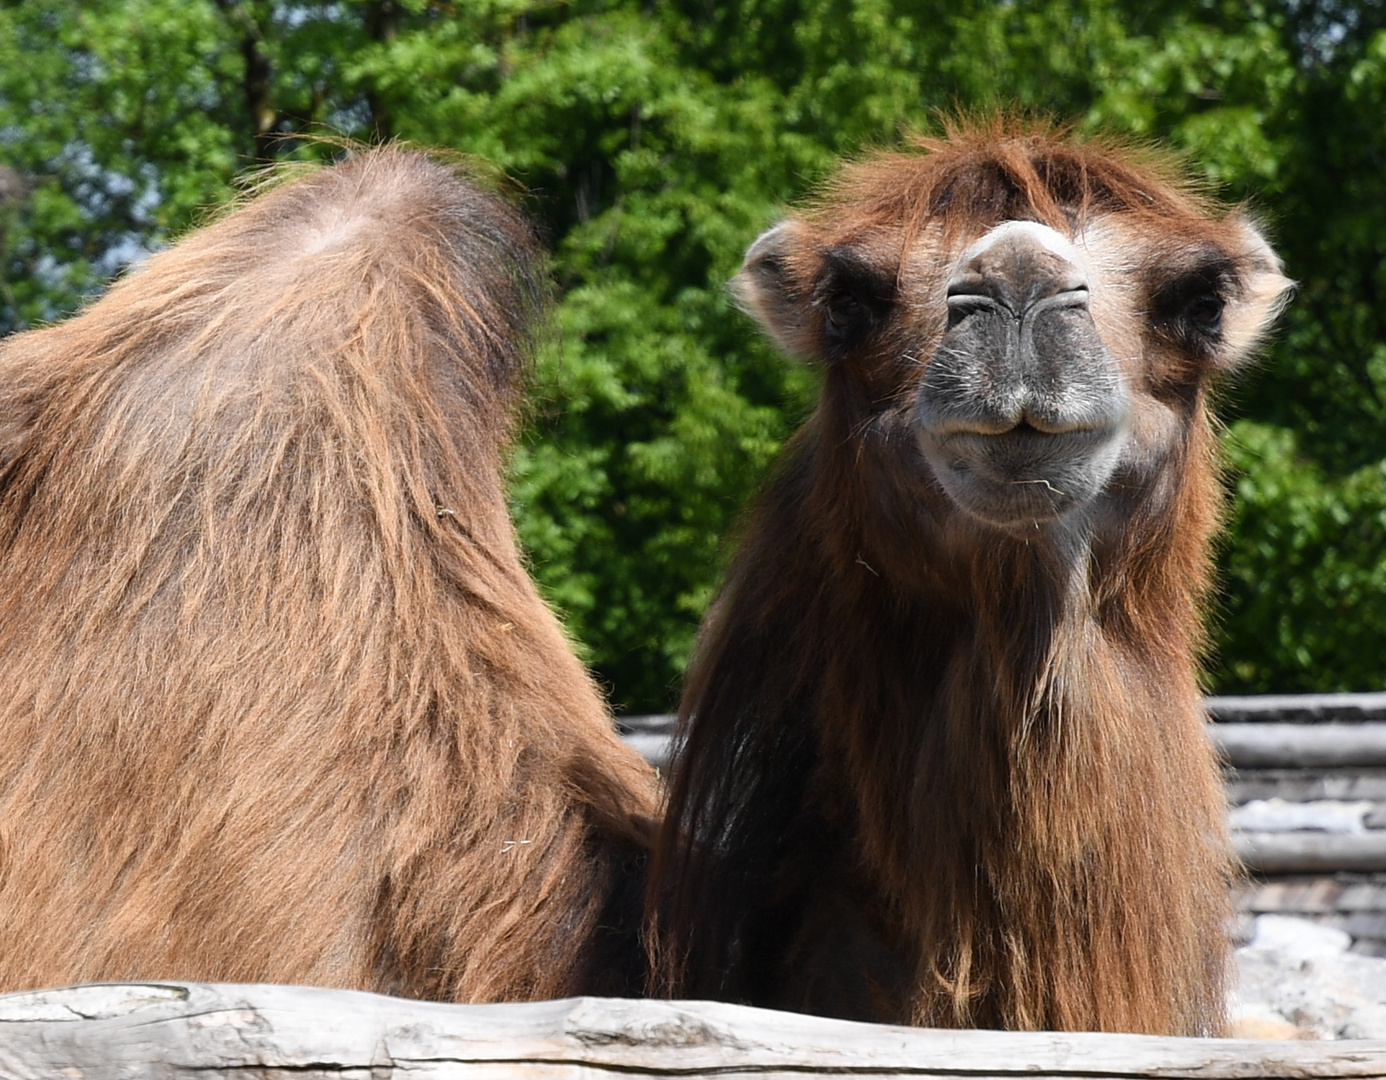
[1233,914,1386,1039]
[1227,1002,1306,1040]
[1340,1003,1386,1039]
[1248,914,1353,958]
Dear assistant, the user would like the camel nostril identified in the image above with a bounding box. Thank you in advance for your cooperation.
[1015,279,1090,315]
[945,292,1001,328]
[949,220,1091,312]
[944,276,1089,318]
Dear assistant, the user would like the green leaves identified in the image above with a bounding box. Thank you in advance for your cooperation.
[1218,421,1386,691]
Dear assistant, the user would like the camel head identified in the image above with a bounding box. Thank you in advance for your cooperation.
[734,124,1292,538]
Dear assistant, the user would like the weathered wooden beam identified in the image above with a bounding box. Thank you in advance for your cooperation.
[1206,693,1386,725]
[0,983,1383,1079]
[617,716,677,771]
[1226,769,1386,803]
[1212,724,1386,768]
[1235,831,1386,874]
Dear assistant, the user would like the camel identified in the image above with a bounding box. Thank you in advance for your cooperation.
[0,147,658,1000]
[650,119,1291,1035]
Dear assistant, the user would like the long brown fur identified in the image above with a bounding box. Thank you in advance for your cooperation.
[0,147,658,1000]
[651,118,1290,1034]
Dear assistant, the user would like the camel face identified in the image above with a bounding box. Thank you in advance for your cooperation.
[735,181,1289,540]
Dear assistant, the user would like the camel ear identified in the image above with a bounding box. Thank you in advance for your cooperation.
[1214,216,1294,373]
[732,219,824,361]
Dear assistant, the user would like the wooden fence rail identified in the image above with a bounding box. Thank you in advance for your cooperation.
[0,983,1383,1079]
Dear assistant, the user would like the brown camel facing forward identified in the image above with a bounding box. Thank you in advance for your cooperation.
[651,120,1291,1035]
[0,148,658,1000]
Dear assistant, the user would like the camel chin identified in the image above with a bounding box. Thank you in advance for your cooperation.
[916,424,1127,528]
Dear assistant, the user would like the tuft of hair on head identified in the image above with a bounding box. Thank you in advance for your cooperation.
[804,112,1218,247]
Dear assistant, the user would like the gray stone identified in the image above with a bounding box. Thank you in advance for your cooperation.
[1233,914,1386,1039]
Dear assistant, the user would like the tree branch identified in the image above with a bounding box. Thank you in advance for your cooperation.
[214,0,278,161]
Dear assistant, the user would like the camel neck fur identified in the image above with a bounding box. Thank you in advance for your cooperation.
[805,397,1232,1033]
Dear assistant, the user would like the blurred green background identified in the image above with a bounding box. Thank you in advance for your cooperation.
[2,1,1383,712]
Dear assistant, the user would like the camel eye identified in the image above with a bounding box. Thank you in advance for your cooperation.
[1151,259,1234,355]
[1185,293,1224,332]
[824,294,865,341]
[813,246,895,355]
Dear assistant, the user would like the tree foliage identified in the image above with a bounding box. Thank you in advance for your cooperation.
[2,0,1383,709]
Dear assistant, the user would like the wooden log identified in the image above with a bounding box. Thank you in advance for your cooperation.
[617,714,677,771]
[1235,831,1386,873]
[622,695,1386,739]
[1226,768,1386,804]
[1206,693,1386,725]
[1213,724,1386,768]
[0,983,1383,1079]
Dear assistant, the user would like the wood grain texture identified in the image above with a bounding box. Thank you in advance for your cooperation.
[0,983,1383,1079]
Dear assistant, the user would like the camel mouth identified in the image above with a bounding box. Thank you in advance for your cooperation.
[927,414,1114,438]
[916,421,1127,527]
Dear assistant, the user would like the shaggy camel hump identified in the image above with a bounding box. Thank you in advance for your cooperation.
[0,148,658,1002]
[653,118,1291,1036]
